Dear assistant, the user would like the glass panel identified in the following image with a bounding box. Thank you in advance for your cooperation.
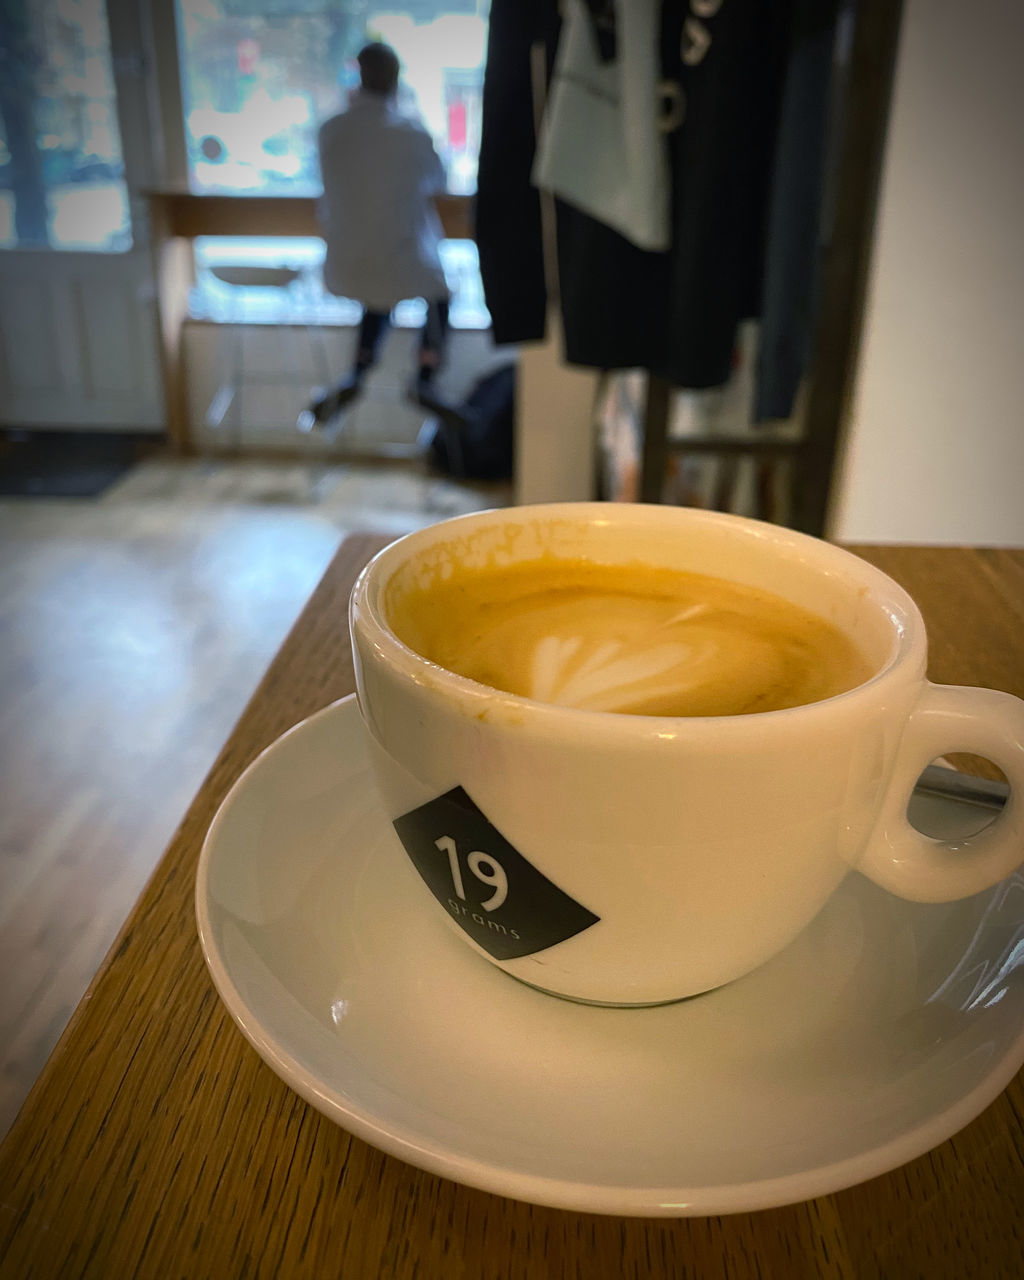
[0,0,131,251]
[191,234,490,328]
[175,1,489,196]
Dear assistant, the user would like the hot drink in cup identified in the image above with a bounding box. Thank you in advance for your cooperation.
[351,504,1024,1006]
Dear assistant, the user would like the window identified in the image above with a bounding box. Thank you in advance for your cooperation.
[0,0,131,251]
[190,233,489,328]
[174,1,490,196]
[177,2,491,327]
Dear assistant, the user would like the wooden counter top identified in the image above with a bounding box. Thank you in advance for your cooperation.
[1,540,1021,1278]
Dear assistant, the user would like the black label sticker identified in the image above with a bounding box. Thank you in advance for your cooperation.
[392,787,600,960]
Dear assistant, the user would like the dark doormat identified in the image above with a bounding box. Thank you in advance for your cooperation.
[0,430,154,498]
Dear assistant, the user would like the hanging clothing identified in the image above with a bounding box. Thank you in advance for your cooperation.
[532,0,671,253]
[477,0,827,398]
[475,0,560,345]
[755,0,842,422]
[658,0,794,387]
[317,91,449,311]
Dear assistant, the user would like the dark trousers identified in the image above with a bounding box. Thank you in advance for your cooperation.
[355,298,450,379]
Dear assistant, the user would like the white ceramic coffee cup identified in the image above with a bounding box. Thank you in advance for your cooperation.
[350,504,1024,1006]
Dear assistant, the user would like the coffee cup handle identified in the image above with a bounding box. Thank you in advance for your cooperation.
[856,683,1024,902]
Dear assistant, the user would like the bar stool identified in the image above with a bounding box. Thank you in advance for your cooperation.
[205,265,332,452]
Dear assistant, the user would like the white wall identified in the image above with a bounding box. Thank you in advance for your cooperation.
[831,0,1024,546]
[185,311,600,501]
[184,322,511,453]
[516,317,598,503]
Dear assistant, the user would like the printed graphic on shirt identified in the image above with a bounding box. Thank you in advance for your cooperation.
[392,787,600,961]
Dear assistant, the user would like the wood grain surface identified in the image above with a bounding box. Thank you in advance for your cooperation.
[0,500,343,1140]
[1,539,1022,1280]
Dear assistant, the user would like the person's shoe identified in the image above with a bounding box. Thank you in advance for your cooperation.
[296,403,320,433]
[297,376,361,433]
[409,376,471,476]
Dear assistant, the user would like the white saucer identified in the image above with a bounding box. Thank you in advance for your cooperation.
[196,696,1024,1217]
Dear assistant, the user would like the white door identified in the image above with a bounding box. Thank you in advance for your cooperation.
[0,0,163,432]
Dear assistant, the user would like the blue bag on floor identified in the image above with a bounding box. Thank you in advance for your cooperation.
[425,364,515,481]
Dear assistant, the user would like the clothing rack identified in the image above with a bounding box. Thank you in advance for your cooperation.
[634,0,903,537]
[638,372,802,507]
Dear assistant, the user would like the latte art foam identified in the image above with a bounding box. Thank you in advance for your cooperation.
[387,560,873,717]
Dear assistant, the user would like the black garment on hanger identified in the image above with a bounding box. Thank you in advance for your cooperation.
[477,0,806,392]
[475,0,560,346]
[756,0,842,421]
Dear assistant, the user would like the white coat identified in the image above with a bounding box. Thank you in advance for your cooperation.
[316,92,450,310]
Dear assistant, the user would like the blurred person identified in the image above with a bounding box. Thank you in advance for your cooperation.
[299,41,459,432]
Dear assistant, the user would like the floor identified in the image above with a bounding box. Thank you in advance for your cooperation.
[0,452,511,1139]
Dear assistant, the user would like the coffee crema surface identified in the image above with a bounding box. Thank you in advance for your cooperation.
[386,558,874,717]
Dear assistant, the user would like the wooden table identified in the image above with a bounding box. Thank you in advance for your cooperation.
[2,538,1022,1279]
